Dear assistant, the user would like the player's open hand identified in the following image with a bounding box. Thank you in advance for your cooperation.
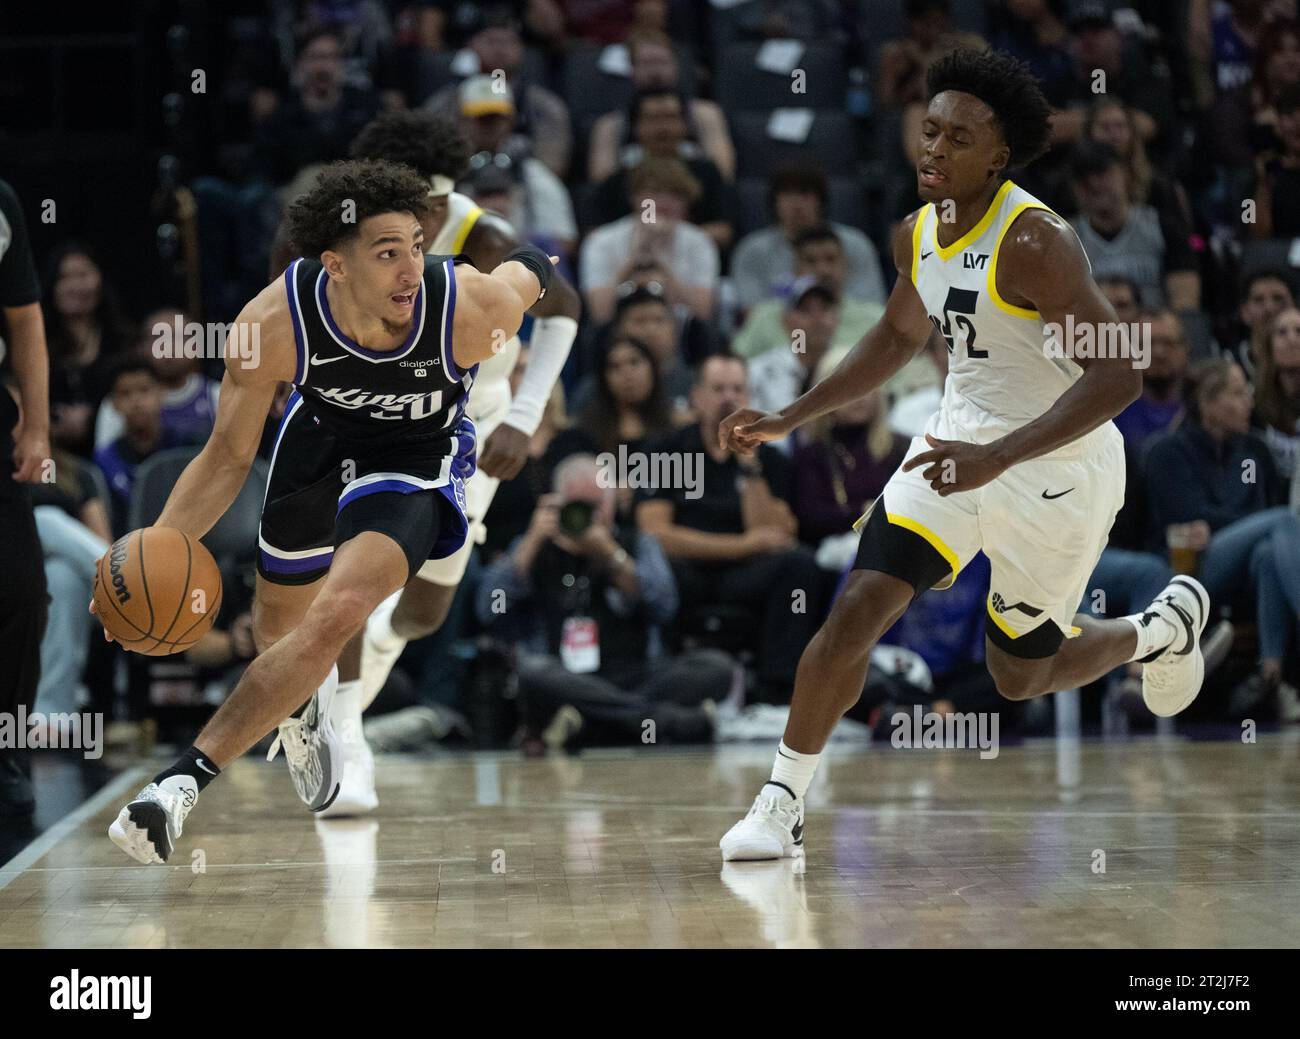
[478,423,530,480]
[902,434,1006,496]
[720,408,791,456]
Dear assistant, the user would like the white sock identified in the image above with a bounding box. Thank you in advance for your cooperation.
[368,591,404,652]
[768,741,819,800]
[1122,610,1178,662]
[332,679,364,745]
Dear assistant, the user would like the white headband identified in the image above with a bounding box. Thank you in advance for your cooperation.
[428,175,455,197]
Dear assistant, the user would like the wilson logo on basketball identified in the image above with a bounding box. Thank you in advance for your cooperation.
[108,539,132,605]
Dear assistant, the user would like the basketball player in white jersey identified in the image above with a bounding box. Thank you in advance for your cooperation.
[271,112,580,814]
[717,48,1212,861]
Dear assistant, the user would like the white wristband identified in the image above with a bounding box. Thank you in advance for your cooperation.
[504,314,578,436]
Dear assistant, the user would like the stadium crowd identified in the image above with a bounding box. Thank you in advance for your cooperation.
[5,0,1300,776]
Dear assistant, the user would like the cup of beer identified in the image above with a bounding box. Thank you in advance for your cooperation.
[1166,523,1200,575]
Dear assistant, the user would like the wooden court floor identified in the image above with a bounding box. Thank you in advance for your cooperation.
[2,735,1299,948]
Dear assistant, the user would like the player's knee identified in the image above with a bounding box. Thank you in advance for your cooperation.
[827,573,909,648]
[252,603,293,653]
[991,664,1048,701]
[400,584,453,635]
[306,587,380,649]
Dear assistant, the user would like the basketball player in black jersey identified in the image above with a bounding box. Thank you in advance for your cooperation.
[98,159,557,864]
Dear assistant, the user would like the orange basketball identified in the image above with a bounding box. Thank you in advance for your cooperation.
[93,527,223,656]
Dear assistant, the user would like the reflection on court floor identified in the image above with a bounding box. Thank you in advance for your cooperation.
[2,736,1299,948]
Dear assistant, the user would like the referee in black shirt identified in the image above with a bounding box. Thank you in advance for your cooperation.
[0,177,51,817]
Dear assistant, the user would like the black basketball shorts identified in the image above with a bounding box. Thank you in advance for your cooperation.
[256,391,477,585]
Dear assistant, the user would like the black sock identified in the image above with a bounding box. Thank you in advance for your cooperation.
[154,745,221,793]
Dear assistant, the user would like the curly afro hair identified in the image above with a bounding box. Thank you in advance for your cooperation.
[349,111,472,182]
[285,159,431,259]
[926,48,1053,170]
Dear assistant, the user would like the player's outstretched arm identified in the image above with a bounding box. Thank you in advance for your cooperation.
[154,286,292,539]
[449,245,557,369]
[722,211,935,455]
[982,210,1142,470]
[465,217,580,479]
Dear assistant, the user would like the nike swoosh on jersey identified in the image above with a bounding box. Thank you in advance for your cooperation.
[1041,488,1074,500]
[310,353,346,365]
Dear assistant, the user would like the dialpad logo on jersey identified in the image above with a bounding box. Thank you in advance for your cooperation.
[315,386,445,420]
[400,358,438,379]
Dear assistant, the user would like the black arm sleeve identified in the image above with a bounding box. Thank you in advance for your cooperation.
[504,244,553,301]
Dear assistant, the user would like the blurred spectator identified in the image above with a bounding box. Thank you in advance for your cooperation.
[482,356,569,561]
[554,333,681,519]
[569,290,695,417]
[1253,306,1300,485]
[588,28,735,182]
[746,276,840,427]
[589,89,735,252]
[878,0,987,110]
[250,28,381,187]
[731,164,886,311]
[888,333,949,437]
[270,0,395,95]
[94,309,221,450]
[478,454,727,748]
[196,28,380,317]
[1069,141,1200,310]
[1187,0,1267,107]
[732,225,886,361]
[525,0,670,47]
[31,505,108,718]
[1235,267,1295,376]
[1086,98,1195,241]
[1190,0,1298,178]
[880,0,988,166]
[1098,274,1142,323]
[1112,308,1189,452]
[1251,82,1300,238]
[419,4,572,178]
[990,0,1075,111]
[579,157,719,324]
[791,350,908,550]
[93,360,188,535]
[42,243,132,456]
[28,445,112,543]
[733,0,844,41]
[636,355,827,703]
[1143,358,1300,711]
[1250,17,1300,146]
[457,75,578,257]
[1057,4,1177,154]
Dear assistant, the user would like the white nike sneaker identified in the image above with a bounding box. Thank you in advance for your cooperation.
[108,776,197,864]
[719,785,805,862]
[268,687,343,812]
[360,591,407,708]
[1141,576,1211,717]
[316,734,377,818]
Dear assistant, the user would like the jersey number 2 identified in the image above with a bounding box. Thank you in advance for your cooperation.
[930,287,987,359]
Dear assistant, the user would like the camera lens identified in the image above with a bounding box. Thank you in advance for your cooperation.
[559,500,594,536]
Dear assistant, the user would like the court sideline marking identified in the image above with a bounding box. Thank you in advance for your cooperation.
[0,765,148,892]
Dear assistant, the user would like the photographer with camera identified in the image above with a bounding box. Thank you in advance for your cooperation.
[476,454,732,749]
